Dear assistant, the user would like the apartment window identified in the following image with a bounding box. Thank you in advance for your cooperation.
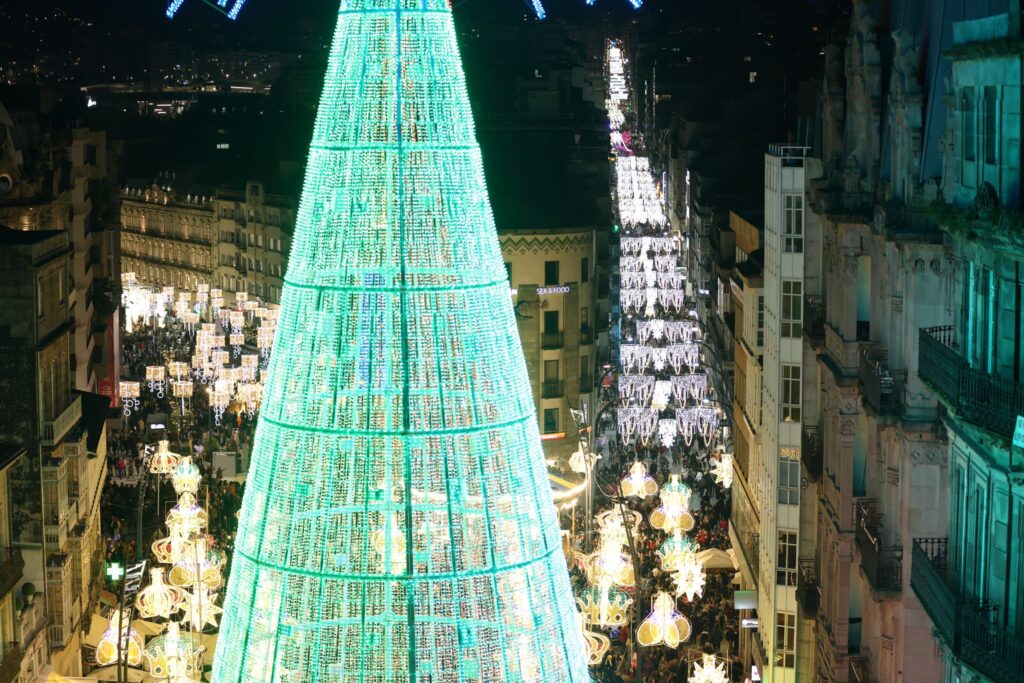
[581,257,590,283]
[984,86,998,164]
[544,260,560,286]
[543,408,559,434]
[781,280,802,337]
[757,295,765,347]
[544,310,560,334]
[783,194,803,253]
[963,87,976,162]
[776,530,798,586]
[775,612,796,668]
[778,456,800,505]
[781,364,801,422]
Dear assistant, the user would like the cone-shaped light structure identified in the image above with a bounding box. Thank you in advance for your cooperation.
[211,2,587,681]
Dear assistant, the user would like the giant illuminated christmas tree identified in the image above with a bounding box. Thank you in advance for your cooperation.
[210,1,589,680]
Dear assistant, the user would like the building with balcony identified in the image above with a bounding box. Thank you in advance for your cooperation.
[499,227,602,466]
[0,102,122,404]
[0,226,110,678]
[120,177,294,305]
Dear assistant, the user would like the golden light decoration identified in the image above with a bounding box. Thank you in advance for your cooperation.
[172,380,194,399]
[143,622,204,680]
[673,558,707,602]
[576,586,633,627]
[152,531,187,565]
[168,361,190,380]
[135,568,186,619]
[657,529,699,571]
[94,608,144,667]
[171,456,202,496]
[689,653,730,683]
[584,521,635,589]
[650,474,692,532]
[711,453,734,489]
[167,492,209,538]
[169,537,225,590]
[180,583,223,631]
[637,592,692,648]
[620,461,659,499]
[149,440,182,475]
[578,611,611,666]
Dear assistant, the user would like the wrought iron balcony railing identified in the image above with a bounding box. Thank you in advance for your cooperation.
[848,647,875,683]
[804,294,825,343]
[911,538,1024,683]
[797,560,820,617]
[859,343,905,416]
[855,500,902,594]
[918,326,1024,441]
[541,381,564,399]
[801,424,823,481]
[541,331,565,350]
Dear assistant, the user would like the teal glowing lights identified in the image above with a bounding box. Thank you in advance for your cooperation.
[209,2,588,681]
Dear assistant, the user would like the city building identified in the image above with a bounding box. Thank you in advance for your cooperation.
[500,227,601,466]
[0,226,109,679]
[0,102,122,402]
[120,178,294,305]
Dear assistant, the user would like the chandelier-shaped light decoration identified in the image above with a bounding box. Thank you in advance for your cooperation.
[95,608,144,667]
[637,592,692,648]
[657,529,699,571]
[689,653,730,683]
[673,558,707,602]
[711,452,734,489]
[650,475,693,532]
[136,567,187,619]
[171,456,201,496]
[146,365,167,397]
[620,461,658,499]
[207,2,589,680]
[149,440,181,475]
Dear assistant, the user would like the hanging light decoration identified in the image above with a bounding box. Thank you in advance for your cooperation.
[146,365,167,397]
[688,653,730,683]
[209,383,232,425]
[119,381,142,417]
[657,529,699,571]
[673,558,707,602]
[149,440,182,475]
[94,608,144,667]
[576,585,633,627]
[169,537,225,590]
[711,452,734,489]
[180,582,223,631]
[619,461,658,499]
[153,531,188,565]
[637,592,692,648]
[171,456,202,496]
[135,567,187,619]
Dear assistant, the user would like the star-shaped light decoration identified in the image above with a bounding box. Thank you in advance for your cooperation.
[620,461,658,499]
[711,452,734,489]
[636,592,692,648]
[181,583,223,631]
[689,653,730,683]
[673,558,707,602]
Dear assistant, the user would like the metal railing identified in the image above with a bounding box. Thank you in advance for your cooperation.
[804,294,825,343]
[855,500,902,593]
[797,560,820,617]
[848,647,875,683]
[859,343,905,416]
[918,326,1024,440]
[911,537,1024,683]
[541,381,564,399]
[801,424,823,481]
[540,331,565,350]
